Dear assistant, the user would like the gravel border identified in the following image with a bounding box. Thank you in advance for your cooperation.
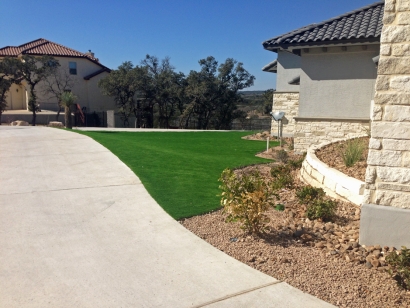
[180,162,410,307]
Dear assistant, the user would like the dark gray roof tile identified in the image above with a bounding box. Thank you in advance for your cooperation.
[263,1,384,49]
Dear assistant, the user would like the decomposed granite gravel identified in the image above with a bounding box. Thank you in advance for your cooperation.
[180,162,410,308]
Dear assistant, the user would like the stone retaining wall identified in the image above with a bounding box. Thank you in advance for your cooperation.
[270,92,299,137]
[300,140,366,206]
[294,118,369,154]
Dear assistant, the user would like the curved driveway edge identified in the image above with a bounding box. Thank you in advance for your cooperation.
[0,126,334,307]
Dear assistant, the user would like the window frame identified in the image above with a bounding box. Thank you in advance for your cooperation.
[69,62,77,75]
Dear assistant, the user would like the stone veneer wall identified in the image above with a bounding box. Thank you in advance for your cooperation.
[294,119,370,154]
[364,0,410,210]
[270,92,299,137]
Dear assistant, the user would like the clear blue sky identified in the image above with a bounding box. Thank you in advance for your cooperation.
[0,0,378,90]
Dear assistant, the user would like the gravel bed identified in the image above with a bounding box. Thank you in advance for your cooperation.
[180,161,410,307]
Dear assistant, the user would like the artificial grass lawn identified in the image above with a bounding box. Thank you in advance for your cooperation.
[77,131,277,219]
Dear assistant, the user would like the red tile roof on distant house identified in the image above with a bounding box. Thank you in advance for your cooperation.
[0,38,111,77]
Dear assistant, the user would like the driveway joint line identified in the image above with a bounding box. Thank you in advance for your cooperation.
[190,280,283,308]
[0,183,141,195]
[0,150,109,158]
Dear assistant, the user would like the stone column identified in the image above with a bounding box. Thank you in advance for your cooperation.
[270,92,299,137]
[360,0,410,247]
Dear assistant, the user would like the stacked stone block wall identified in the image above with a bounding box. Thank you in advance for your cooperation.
[300,142,365,205]
[364,0,410,209]
[270,92,299,137]
[294,119,369,154]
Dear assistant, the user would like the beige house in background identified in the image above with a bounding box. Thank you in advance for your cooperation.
[0,38,115,114]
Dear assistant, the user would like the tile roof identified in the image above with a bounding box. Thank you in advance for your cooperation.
[84,68,110,80]
[0,38,108,70]
[263,1,384,50]
[262,60,277,73]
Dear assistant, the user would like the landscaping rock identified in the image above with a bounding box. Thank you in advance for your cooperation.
[180,141,410,307]
[11,120,29,126]
[48,121,64,128]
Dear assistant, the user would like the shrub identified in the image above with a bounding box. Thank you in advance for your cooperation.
[219,168,277,234]
[296,186,325,204]
[296,185,337,221]
[270,164,293,190]
[287,157,304,170]
[341,138,366,167]
[276,149,289,163]
[306,199,337,221]
[386,246,410,290]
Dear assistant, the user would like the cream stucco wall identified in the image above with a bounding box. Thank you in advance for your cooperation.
[299,45,379,119]
[43,57,115,112]
[276,50,301,92]
[5,84,25,110]
[2,56,115,113]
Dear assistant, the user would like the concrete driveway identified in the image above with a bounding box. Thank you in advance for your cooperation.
[0,126,334,307]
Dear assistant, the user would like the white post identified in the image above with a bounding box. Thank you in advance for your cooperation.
[279,120,282,147]
[266,137,269,152]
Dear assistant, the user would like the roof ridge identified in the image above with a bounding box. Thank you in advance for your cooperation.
[17,38,46,48]
[28,38,91,58]
[22,40,49,54]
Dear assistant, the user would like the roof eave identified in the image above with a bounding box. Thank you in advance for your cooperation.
[264,37,380,51]
[262,60,278,73]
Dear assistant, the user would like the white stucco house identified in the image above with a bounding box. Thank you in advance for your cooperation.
[263,1,384,153]
[0,38,115,115]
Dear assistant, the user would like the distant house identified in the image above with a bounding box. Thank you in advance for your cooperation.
[263,1,383,153]
[0,38,115,114]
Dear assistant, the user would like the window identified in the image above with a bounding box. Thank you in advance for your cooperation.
[69,62,77,75]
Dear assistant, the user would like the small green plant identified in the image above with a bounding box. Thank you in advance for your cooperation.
[274,204,285,211]
[386,246,410,290]
[287,157,304,170]
[296,186,325,204]
[340,138,366,167]
[305,199,337,221]
[270,164,293,189]
[219,168,277,234]
[276,149,289,163]
[296,185,337,221]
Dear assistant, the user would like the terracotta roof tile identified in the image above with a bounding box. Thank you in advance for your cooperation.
[263,1,383,49]
[0,38,108,70]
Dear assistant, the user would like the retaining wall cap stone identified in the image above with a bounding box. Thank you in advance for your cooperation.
[306,138,366,194]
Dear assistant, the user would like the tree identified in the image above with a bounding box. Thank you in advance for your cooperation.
[139,55,185,128]
[60,91,77,129]
[263,89,274,115]
[98,61,138,127]
[0,57,22,125]
[185,57,255,129]
[41,67,77,121]
[18,55,59,126]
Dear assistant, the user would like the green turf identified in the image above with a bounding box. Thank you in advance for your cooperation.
[77,131,277,219]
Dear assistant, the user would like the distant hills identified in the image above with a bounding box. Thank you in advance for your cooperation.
[238,90,274,115]
[239,90,266,96]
